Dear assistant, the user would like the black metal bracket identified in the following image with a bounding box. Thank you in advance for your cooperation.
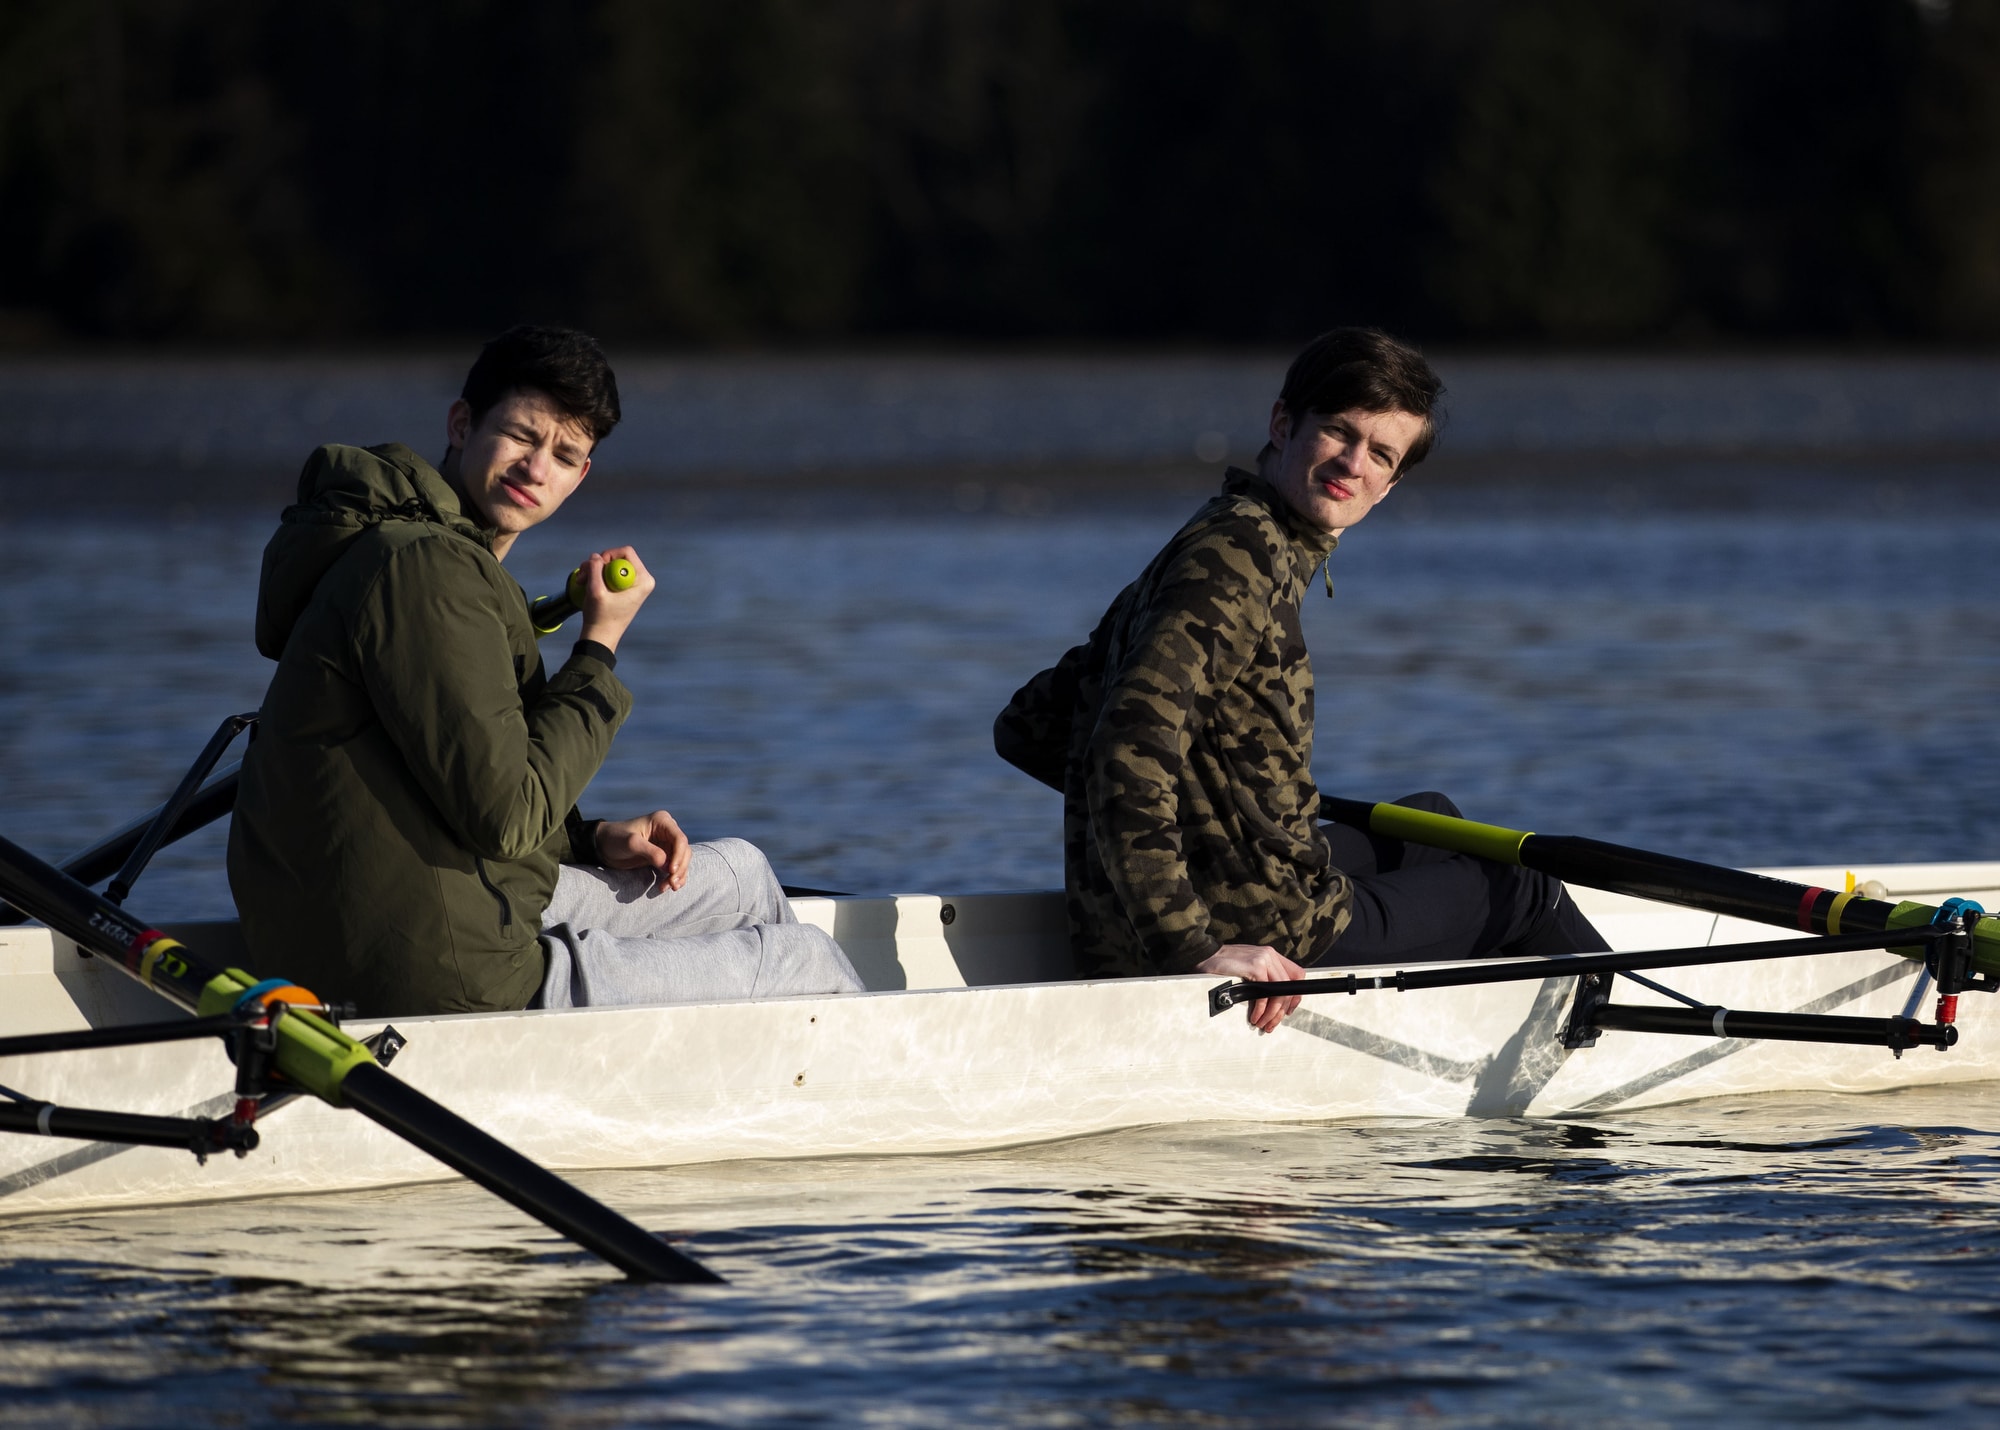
[1561,970,1615,1049]
[105,711,259,907]
[0,1096,259,1163]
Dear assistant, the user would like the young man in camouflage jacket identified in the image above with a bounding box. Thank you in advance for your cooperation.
[994,328,1606,1032]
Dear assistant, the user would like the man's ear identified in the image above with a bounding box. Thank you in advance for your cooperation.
[1267,399,1292,451]
[446,398,473,451]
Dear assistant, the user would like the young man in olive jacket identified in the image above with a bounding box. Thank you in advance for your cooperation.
[228,326,860,1017]
[994,328,1605,1032]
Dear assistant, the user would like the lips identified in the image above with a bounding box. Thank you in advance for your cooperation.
[499,479,540,508]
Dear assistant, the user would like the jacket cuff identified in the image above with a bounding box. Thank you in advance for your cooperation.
[1153,932,1222,976]
[565,810,603,866]
[571,639,617,671]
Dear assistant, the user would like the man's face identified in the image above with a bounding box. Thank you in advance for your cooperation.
[1264,403,1426,535]
[446,388,594,555]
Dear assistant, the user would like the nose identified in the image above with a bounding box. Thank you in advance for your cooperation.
[516,444,554,485]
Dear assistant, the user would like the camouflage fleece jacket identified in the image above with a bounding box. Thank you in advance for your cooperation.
[994,468,1351,978]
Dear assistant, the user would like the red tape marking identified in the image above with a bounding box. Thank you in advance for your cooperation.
[124,928,166,971]
[1797,888,1826,932]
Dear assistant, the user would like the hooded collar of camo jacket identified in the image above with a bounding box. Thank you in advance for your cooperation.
[254,442,499,659]
[1221,466,1339,593]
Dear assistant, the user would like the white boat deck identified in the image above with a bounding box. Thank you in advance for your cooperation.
[1,860,1997,1217]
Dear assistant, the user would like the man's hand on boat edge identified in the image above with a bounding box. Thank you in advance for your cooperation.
[1196,944,1307,1033]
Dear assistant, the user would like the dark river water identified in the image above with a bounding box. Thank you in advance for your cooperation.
[1,365,1999,1423]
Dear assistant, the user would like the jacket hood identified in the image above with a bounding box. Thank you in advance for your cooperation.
[254,443,489,659]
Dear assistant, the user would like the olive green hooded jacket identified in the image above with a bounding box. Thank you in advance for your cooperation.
[227,442,632,1016]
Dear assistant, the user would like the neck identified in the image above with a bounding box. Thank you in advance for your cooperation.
[438,445,515,559]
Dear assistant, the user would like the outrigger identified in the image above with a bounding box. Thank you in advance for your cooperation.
[1,728,1997,1254]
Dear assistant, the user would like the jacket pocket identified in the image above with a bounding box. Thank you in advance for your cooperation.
[474,857,514,928]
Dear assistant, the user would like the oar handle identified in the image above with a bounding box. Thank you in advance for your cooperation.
[530,558,637,636]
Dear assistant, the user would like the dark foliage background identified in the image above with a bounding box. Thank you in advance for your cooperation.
[2,0,1996,346]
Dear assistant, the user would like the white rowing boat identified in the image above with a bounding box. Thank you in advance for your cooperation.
[3,860,1996,1220]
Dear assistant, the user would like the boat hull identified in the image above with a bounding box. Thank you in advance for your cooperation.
[2,863,1996,1217]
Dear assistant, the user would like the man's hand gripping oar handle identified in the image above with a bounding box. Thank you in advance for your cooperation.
[530,558,637,635]
[1318,794,2000,978]
[0,831,721,1284]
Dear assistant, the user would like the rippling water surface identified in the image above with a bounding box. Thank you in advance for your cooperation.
[2,436,1999,1422]
[5,1090,2000,1426]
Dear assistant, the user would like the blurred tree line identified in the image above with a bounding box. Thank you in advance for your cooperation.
[2,0,1998,345]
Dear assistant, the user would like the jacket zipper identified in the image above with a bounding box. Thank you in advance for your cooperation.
[475,858,514,928]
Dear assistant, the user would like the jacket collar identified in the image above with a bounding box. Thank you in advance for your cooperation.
[378,444,501,549]
[1221,466,1339,577]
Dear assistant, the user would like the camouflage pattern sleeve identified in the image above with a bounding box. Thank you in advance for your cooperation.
[994,594,1125,791]
[994,643,1090,792]
[1082,529,1277,972]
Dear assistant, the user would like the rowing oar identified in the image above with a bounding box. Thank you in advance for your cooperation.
[1318,795,2000,977]
[530,558,636,635]
[0,831,722,1284]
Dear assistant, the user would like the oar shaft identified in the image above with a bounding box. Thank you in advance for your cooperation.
[340,1064,720,1284]
[1320,796,1999,973]
[0,831,211,1012]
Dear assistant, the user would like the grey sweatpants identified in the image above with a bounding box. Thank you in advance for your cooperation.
[536,837,862,1008]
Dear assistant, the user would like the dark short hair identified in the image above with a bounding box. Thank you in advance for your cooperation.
[1269,327,1444,478]
[460,325,622,445]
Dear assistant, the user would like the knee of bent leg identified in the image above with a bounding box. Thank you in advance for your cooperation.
[707,836,777,883]
[1395,790,1463,819]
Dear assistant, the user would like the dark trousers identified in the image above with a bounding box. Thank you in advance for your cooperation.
[1318,791,1609,964]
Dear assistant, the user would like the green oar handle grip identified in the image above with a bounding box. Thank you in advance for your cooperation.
[529,558,638,636]
[1326,797,1531,866]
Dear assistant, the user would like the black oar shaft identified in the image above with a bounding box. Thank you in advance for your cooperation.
[341,1064,720,1284]
[0,832,214,1011]
[1523,833,1899,938]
